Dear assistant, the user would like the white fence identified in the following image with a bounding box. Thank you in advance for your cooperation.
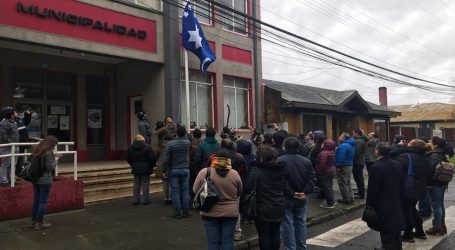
[0,141,77,187]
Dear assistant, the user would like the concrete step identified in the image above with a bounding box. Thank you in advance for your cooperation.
[83,175,135,186]
[59,169,132,180]
[84,179,162,197]
[84,185,163,204]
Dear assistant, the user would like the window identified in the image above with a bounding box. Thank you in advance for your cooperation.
[223,76,249,129]
[302,114,326,135]
[119,0,161,10]
[220,0,247,34]
[373,119,388,142]
[179,0,212,25]
[180,70,214,129]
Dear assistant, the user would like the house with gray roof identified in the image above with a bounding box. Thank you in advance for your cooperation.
[264,80,400,141]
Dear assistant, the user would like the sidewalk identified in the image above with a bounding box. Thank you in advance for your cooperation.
[0,181,365,250]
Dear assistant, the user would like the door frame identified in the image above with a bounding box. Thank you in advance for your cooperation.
[127,95,142,146]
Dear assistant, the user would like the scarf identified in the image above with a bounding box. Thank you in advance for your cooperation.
[210,157,232,170]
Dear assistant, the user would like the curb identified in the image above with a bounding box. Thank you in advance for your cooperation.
[235,200,366,250]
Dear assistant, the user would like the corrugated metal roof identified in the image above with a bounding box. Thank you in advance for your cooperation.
[390,103,455,123]
[264,79,399,116]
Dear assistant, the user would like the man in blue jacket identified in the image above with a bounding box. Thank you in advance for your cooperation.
[335,132,356,204]
[162,126,191,219]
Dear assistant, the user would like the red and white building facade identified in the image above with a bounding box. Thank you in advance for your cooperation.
[0,0,262,161]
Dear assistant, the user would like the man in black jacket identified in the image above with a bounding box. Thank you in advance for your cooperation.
[366,142,405,250]
[278,137,316,250]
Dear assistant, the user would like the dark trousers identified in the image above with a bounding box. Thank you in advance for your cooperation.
[133,174,150,203]
[255,220,281,250]
[402,199,424,237]
[352,163,365,196]
[317,172,335,206]
[380,231,402,250]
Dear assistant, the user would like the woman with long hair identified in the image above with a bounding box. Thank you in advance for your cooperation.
[193,150,243,250]
[30,135,60,230]
[425,136,455,236]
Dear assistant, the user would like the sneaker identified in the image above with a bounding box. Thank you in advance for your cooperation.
[34,222,52,230]
[234,235,243,241]
[28,221,36,229]
[182,209,191,218]
[320,202,335,209]
[172,209,183,219]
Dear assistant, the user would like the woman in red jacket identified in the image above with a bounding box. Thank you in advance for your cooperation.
[315,140,336,209]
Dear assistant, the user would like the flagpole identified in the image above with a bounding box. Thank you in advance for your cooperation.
[184,49,191,133]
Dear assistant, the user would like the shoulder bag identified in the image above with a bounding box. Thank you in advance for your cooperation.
[193,167,220,212]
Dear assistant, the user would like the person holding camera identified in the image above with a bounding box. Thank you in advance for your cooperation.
[30,135,60,230]
[137,111,152,145]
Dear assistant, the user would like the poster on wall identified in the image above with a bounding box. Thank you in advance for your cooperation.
[51,105,66,115]
[87,109,102,128]
[60,116,70,131]
[48,115,58,129]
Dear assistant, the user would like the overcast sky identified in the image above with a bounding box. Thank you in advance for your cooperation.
[260,0,455,106]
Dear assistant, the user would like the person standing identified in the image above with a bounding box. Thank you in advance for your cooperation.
[365,132,380,174]
[271,131,287,157]
[189,128,202,199]
[137,111,152,145]
[278,137,316,250]
[352,129,368,199]
[0,107,19,186]
[30,135,60,230]
[315,140,336,209]
[396,139,431,242]
[245,146,286,250]
[126,134,156,205]
[194,127,220,172]
[193,151,243,250]
[335,132,356,204]
[366,142,405,250]
[162,126,191,219]
[425,136,454,236]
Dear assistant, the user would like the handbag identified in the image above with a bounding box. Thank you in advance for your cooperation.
[241,170,259,220]
[403,154,416,201]
[362,206,380,231]
[193,167,220,212]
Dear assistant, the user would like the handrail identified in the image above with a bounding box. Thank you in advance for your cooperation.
[0,142,78,187]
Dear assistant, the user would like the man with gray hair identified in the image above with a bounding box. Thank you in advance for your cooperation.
[335,132,356,204]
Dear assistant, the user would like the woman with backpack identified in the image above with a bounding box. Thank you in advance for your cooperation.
[30,135,60,230]
[193,150,243,250]
[244,146,286,250]
[425,136,455,236]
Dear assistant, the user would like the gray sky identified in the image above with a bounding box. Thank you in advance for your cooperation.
[261,0,455,106]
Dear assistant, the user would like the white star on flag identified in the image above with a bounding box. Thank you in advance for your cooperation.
[188,26,202,49]
[183,11,189,18]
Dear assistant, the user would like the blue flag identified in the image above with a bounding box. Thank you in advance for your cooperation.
[182,1,216,73]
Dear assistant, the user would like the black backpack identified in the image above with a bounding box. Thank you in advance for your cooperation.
[19,156,45,182]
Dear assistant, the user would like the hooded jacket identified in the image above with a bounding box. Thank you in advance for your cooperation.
[315,140,336,174]
[127,141,156,175]
[335,137,356,167]
[194,137,221,171]
[426,149,449,187]
[353,135,368,165]
[245,161,286,222]
[278,151,316,199]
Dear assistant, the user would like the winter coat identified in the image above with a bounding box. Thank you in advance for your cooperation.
[35,151,57,185]
[189,137,201,175]
[237,140,256,174]
[271,144,285,157]
[353,135,368,165]
[0,118,19,144]
[16,112,31,143]
[126,141,156,175]
[278,152,316,200]
[365,138,380,163]
[396,147,432,200]
[155,127,166,151]
[426,149,449,187]
[335,137,356,167]
[245,162,286,222]
[162,136,191,172]
[301,140,314,158]
[366,157,405,233]
[138,119,152,144]
[194,137,220,171]
[315,141,336,174]
[390,144,406,159]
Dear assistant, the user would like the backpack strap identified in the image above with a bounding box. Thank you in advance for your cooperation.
[407,154,413,176]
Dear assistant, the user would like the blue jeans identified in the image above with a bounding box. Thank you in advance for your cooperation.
[429,186,446,228]
[203,217,237,250]
[281,197,307,250]
[32,184,52,223]
[169,168,190,210]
